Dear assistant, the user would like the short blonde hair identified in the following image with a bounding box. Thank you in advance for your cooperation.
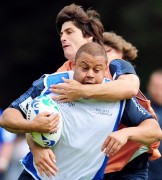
[103,32,138,60]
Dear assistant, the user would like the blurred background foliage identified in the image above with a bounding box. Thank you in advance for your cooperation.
[0,0,162,108]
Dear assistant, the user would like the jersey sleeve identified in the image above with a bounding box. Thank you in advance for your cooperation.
[9,75,45,116]
[121,97,154,127]
[57,60,73,72]
[109,59,137,80]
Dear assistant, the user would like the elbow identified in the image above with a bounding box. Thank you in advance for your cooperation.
[157,130,162,141]
[129,88,139,98]
[149,126,162,144]
[124,88,139,99]
[149,121,162,143]
[154,122,162,141]
[0,117,13,133]
[127,75,140,98]
[0,108,14,129]
[128,78,140,97]
[160,131,162,140]
[119,74,140,99]
[0,114,5,128]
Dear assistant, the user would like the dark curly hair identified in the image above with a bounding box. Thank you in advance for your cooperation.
[56,3,104,45]
[103,32,138,60]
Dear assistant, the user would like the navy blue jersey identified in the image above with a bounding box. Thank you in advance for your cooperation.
[109,59,136,80]
[122,98,153,127]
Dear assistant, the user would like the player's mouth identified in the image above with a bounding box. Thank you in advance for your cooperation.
[84,81,95,84]
[63,44,70,49]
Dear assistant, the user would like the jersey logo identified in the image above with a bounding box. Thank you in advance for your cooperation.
[41,134,55,147]
[19,97,33,115]
[132,98,146,115]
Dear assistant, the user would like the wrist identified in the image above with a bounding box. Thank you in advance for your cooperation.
[25,120,35,132]
[28,135,40,152]
[122,127,136,140]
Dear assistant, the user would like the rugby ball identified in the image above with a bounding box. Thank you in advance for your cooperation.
[27,95,62,148]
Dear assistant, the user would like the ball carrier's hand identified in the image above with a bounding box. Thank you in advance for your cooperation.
[26,133,59,178]
[31,112,60,133]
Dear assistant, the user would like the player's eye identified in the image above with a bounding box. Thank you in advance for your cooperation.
[82,67,88,71]
[94,69,100,73]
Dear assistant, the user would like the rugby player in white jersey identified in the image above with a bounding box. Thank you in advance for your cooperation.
[7,42,161,180]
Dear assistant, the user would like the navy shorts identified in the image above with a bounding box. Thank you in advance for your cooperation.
[18,169,35,180]
[104,153,149,180]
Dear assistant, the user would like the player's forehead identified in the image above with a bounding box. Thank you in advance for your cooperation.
[76,52,106,66]
[60,21,81,34]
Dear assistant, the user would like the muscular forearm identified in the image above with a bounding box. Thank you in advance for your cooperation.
[50,74,139,102]
[0,108,32,133]
[82,75,139,101]
[123,119,162,145]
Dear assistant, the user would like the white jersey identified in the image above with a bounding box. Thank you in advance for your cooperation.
[21,71,126,180]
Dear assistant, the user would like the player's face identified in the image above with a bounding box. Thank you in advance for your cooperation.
[103,45,123,62]
[73,52,107,84]
[60,21,93,60]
